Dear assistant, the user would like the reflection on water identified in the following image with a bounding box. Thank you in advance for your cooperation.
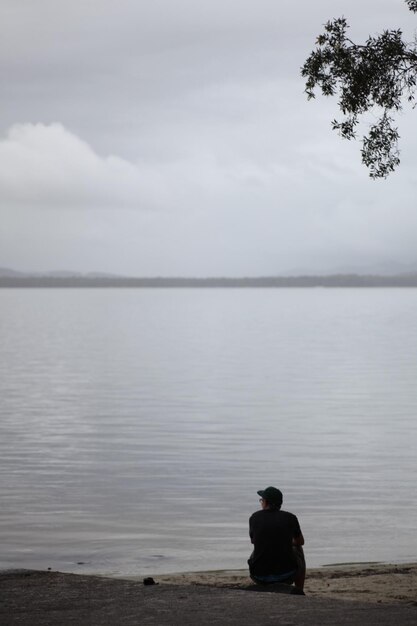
[1,288,417,575]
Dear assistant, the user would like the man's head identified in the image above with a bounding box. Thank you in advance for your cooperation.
[257,486,283,510]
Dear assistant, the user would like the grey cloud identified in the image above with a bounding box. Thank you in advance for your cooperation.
[1,0,417,275]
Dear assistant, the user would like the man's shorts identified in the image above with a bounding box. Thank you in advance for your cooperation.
[250,570,296,585]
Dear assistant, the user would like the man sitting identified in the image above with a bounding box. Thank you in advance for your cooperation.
[248,486,305,594]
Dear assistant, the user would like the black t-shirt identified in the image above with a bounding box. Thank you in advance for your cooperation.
[248,509,302,576]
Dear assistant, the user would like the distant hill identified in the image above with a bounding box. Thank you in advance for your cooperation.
[0,268,120,279]
[1,272,417,288]
[0,267,27,277]
[285,261,417,277]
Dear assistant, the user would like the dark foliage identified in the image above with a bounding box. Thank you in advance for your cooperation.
[301,1,417,178]
[405,1,417,13]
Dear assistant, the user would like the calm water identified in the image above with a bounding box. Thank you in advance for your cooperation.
[1,288,417,576]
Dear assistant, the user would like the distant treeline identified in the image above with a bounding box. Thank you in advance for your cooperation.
[2,274,417,288]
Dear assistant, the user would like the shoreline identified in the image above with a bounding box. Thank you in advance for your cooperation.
[2,561,416,605]
[144,561,417,605]
[2,567,416,626]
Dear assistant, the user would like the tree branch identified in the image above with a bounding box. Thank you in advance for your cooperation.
[300,2,417,177]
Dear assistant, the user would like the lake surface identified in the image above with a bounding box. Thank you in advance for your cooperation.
[1,288,417,576]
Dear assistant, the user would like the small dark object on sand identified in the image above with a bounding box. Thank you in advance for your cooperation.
[143,577,157,585]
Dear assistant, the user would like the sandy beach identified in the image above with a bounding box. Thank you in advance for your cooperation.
[1,563,416,625]
[156,562,417,605]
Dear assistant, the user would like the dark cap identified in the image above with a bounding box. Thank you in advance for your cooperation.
[257,486,283,506]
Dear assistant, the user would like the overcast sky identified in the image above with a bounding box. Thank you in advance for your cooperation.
[1,0,417,276]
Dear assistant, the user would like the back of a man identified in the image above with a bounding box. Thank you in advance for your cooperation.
[248,486,305,592]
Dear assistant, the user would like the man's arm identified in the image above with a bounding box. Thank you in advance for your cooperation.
[249,515,254,544]
[292,531,304,547]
